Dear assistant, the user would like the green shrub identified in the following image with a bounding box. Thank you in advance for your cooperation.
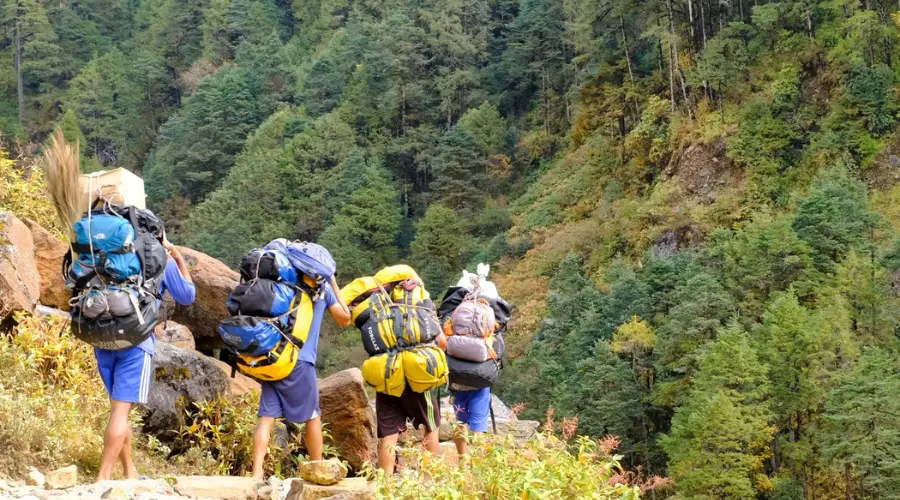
[373,431,658,499]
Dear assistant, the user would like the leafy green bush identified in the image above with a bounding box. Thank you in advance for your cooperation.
[0,146,66,237]
[373,431,659,499]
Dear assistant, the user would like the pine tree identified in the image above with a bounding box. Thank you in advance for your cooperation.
[712,213,817,319]
[792,167,879,271]
[557,341,646,448]
[457,102,508,155]
[654,272,735,407]
[320,156,403,279]
[185,110,355,265]
[66,50,142,167]
[662,325,773,499]
[145,66,261,203]
[430,126,488,212]
[0,0,62,130]
[410,204,467,295]
[753,289,856,487]
[821,347,900,499]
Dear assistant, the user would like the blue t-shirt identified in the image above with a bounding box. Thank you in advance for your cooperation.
[298,284,337,365]
[95,258,196,357]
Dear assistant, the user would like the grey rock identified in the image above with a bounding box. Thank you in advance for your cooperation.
[141,342,230,441]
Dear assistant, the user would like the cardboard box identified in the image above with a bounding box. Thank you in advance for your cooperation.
[79,168,146,211]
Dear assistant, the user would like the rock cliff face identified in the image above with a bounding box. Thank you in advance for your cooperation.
[22,218,70,311]
[0,212,40,319]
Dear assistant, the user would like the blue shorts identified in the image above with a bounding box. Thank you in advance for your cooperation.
[95,346,153,404]
[453,388,491,433]
[258,361,320,423]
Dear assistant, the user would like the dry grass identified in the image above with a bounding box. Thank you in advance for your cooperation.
[43,129,82,239]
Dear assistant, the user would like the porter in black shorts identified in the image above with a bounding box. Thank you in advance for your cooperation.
[376,386,441,438]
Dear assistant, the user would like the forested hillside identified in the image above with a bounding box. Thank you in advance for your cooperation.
[4,0,900,497]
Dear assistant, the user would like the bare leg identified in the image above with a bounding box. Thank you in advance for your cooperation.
[96,400,133,482]
[304,417,323,461]
[379,433,400,474]
[453,435,468,456]
[252,417,276,482]
[455,429,483,456]
[118,426,139,479]
[422,428,440,454]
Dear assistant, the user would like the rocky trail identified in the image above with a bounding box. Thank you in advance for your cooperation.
[0,470,375,500]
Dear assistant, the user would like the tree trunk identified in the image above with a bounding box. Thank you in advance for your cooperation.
[664,4,677,111]
[699,0,708,50]
[844,463,853,500]
[15,8,24,124]
[401,85,408,136]
[688,0,695,46]
[806,8,814,38]
[542,65,550,134]
[622,17,636,88]
[621,16,639,120]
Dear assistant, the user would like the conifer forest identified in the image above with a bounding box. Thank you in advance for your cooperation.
[5,0,900,497]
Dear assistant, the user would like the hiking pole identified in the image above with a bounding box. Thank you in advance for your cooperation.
[489,389,497,434]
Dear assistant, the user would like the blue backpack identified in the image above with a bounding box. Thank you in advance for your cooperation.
[64,205,168,350]
[218,315,291,357]
[219,241,335,371]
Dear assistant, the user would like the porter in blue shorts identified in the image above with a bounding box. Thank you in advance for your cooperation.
[94,258,196,404]
[251,276,352,481]
[453,387,492,433]
[256,285,336,423]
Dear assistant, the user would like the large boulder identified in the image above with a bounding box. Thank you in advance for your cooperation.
[319,369,376,472]
[21,219,70,311]
[154,321,195,350]
[142,342,230,440]
[212,358,261,396]
[162,245,237,343]
[0,212,40,319]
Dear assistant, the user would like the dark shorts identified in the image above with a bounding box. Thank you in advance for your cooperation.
[375,387,441,438]
[258,361,320,423]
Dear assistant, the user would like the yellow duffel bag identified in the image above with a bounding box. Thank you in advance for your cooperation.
[341,276,380,326]
[236,338,300,382]
[361,351,406,397]
[401,345,448,393]
[236,291,313,382]
[374,264,421,285]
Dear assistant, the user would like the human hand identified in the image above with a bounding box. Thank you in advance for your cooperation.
[159,229,175,252]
